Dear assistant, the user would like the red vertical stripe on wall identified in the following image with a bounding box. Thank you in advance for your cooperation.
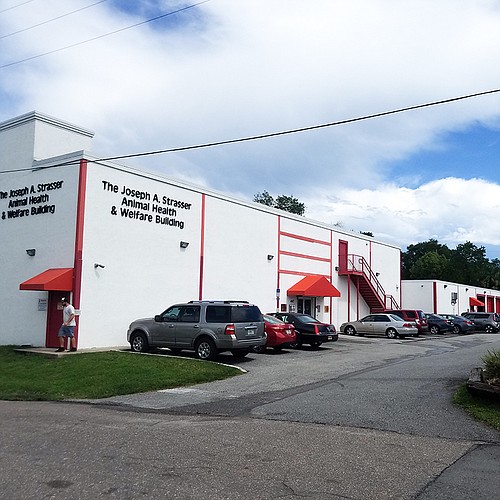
[73,159,87,344]
[276,216,281,311]
[433,281,437,313]
[198,194,206,300]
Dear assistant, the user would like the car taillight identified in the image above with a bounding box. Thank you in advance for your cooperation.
[403,323,413,328]
[224,324,235,335]
[314,325,319,334]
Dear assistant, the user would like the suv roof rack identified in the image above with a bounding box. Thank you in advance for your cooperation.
[187,300,250,304]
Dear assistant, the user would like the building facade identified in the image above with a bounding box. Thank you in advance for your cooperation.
[401,279,500,315]
[1,112,402,349]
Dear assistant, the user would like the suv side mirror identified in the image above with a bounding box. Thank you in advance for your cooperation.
[154,315,163,322]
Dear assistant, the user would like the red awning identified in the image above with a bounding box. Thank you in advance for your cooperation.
[19,268,73,291]
[469,297,485,307]
[287,275,341,297]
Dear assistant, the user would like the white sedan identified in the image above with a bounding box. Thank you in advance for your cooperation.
[340,313,419,339]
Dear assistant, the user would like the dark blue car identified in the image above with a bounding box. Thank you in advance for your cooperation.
[438,314,475,334]
[424,313,453,335]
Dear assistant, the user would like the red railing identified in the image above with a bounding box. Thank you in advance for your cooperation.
[342,254,399,310]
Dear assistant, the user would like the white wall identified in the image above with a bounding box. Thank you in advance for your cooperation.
[0,164,79,345]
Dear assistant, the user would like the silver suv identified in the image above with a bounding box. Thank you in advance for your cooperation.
[462,312,500,333]
[127,300,266,360]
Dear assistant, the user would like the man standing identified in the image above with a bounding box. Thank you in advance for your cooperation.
[56,297,77,352]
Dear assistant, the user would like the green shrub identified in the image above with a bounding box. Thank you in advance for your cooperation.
[481,349,500,382]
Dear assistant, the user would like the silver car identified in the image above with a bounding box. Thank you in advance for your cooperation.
[127,300,266,360]
[340,313,419,339]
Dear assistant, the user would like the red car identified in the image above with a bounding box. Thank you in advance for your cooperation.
[253,314,296,353]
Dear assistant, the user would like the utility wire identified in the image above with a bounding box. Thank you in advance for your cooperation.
[2,88,499,174]
[0,0,36,14]
[0,0,211,69]
[0,0,109,40]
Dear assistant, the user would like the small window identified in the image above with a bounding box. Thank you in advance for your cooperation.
[179,306,200,323]
[163,306,181,321]
[231,305,262,323]
[206,305,231,323]
[406,311,417,319]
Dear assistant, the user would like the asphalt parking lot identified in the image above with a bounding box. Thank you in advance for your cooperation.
[1,332,499,499]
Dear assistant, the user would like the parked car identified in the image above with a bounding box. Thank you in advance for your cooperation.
[127,300,266,360]
[340,313,419,339]
[385,309,428,334]
[424,313,453,334]
[253,314,297,353]
[270,312,338,347]
[438,313,475,334]
[461,312,500,333]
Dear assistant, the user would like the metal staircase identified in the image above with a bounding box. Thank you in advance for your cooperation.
[338,254,399,312]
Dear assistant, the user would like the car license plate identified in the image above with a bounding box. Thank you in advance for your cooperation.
[327,336,332,340]
[246,328,256,336]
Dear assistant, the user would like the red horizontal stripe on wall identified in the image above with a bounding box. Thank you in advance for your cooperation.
[279,269,330,278]
[280,231,330,246]
[280,250,330,262]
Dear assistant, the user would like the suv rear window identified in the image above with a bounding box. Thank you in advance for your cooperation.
[231,305,262,323]
[205,305,262,323]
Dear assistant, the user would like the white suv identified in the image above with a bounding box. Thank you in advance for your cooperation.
[127,300,266,360]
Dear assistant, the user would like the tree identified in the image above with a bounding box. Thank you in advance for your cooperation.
[410,251,448,280]
[402,239,451,279]
[253,192,305,216]
[447,242,490,286]
[253,190,274,207]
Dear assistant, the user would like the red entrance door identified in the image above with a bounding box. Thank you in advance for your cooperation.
[46,291,70,348]
[339,240,348,272]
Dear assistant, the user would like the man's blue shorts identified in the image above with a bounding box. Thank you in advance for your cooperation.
[58,325,75,337]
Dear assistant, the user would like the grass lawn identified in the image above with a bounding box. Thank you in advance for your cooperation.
[453,384,500,431]
[0,346,242,401]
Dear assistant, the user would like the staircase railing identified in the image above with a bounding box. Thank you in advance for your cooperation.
[343,254,399,310]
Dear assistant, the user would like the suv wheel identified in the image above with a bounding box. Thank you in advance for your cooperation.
[452,325,461,334]
[485,325,495,333]
[429,325,440,335]
[195,337,217,360]
[130,332,149,353]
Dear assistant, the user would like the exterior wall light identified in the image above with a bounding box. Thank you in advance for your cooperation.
[94,263,105,269]
[26,249,36,256]
[267,254,274,261]
[180,241,189,249]
[334,266,339,271]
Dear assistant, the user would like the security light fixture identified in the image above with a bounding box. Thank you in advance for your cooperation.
[26,249,36,257]
[375,272,380,277]
[444,284,448,288]
[334,266,339,271]
[267,254,274,261]
[94,263,105,269]
[180,241,189,249]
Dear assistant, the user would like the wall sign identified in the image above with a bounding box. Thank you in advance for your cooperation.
[102,180,192,230]
[0,181,63,221]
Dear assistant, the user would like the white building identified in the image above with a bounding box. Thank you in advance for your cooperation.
[401,279,500,315]
[1,112,402,349]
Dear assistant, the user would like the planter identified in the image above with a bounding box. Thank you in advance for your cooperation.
[466,368,500,401]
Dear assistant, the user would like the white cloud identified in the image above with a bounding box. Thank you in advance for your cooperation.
[304,177,500,249]
[2,0,500,253]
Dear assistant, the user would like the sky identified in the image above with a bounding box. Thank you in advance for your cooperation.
[2,0,500,258]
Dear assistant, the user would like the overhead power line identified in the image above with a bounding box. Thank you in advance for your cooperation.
[0,0,36,14]
[0,0,109,40]
[0,0,211,69]
[1,88,499,174]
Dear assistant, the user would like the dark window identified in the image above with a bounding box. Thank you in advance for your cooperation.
[206,306,231,323]
[376,315,389,322]
[179,306,200,323]
[405,311,417,319]
[231,305,262,323]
